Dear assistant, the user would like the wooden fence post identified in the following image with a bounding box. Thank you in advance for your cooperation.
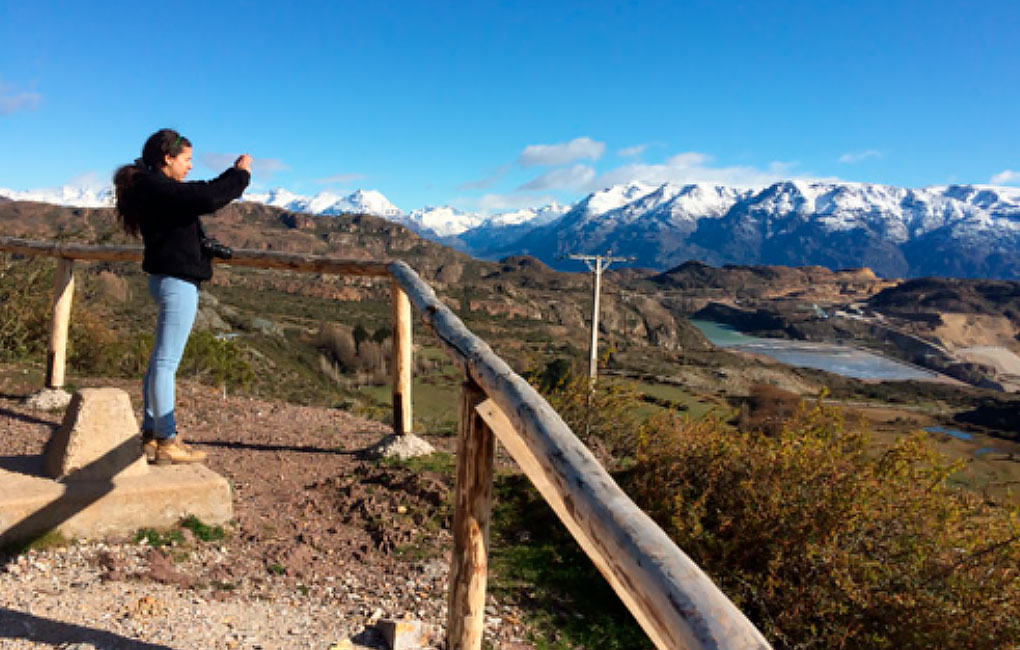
[45,258,75,389]
[391,278,413,435]
[447,378,495,650]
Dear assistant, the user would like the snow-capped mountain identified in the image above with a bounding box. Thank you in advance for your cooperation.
[478,203,570,229]
[488,181,1020,278]
[0,186,113,207]
[5,177,1020,279]
[243,188,402,218]
[403,206,484,238]
[455,203,572,254]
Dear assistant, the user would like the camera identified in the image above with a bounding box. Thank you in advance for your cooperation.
[201,236,233,260]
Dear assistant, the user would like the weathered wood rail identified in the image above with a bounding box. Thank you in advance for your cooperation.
[0,236,771,650]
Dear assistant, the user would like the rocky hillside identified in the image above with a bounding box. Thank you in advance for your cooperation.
[869,277,1020,326]
[649,260,893,303]
[0,200,710,356]
[4,199,1019,391]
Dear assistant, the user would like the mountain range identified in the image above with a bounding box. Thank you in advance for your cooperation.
[3,179,1019,279]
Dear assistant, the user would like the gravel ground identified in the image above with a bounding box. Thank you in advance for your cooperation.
[0,371,535,649]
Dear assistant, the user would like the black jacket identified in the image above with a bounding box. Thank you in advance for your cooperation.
[124,167,250,282]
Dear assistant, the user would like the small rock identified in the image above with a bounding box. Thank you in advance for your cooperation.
[23,387,72,411]
[377,618,432,650]
[358,434,436,461]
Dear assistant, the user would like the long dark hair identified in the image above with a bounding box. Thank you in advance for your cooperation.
[113,128,192,236]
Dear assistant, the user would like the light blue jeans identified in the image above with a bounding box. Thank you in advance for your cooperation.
[141,275,198,439]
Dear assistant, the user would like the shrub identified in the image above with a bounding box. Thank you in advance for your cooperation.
[626,403,1020,649]
[317,323,358,370]
[530,358,644,466]
[0,255,151,377]
[372,325,391,343]
[0,255,53,361]
[353,322,369,351]
[737,383,802,435]
[316,322,390,384]
[180,330,254,390]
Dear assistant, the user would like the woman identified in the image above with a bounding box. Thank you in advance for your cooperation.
[113,128,251,464]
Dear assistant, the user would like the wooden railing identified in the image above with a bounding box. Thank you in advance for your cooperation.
[0,236,772,650]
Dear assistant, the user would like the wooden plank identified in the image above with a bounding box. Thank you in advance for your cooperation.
[46,259,75,389]
[0,237,390,276]
[391,279,413,435]
[389,259,771,650]
[0,237,142,263]
[447,379,495,650]
[215,249,389,276]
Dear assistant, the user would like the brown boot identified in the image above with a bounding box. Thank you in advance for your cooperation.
[141,430,157,463]
[154,437,208,465]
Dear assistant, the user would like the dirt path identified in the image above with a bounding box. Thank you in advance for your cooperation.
[0,373,533,649]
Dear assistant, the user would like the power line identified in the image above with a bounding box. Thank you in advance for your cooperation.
[564,252,634,386]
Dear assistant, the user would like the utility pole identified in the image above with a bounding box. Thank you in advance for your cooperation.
[566,252,633,386]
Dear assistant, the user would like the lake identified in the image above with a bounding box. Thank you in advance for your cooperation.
[690,320,942,382]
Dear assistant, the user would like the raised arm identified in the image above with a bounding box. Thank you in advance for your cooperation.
[161,166,251,216]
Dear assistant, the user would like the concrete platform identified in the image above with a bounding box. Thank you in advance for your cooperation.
[0,456,233,546]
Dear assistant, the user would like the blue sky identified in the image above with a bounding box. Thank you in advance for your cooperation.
[1,0,1018,213]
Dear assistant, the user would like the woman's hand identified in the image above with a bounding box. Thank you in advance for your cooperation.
[234,154,253,172]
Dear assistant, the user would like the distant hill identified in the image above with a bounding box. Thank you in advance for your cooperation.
[869,277,1020,327]
[0,200,486,286]
[651,260,886,298]
[5,199,1020,392]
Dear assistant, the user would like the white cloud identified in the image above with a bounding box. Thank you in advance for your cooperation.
[838,149,882,164]
[990,169,1020,185]
[0,80,41,115]
[314,172,366,185]
[66,171,107,190]
[252,158,288,175]
[519,164,596,191]
[457,164,511,190]
[666,152,713,168]
[201,153,239,169]
[466,192,560,214]
[617,144,648,157]
[585,152,809,191]
[518,137,605,167]
[201,153,288,178]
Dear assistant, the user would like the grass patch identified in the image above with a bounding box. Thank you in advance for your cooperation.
[268,563,286,575]
[379,451,457,477]
[1,529,70,556]
[394,542,443,561]
[633,381,719,420]
[359,378,459,435]
[489,474,649,650]
[180,515,226,542]
[134,527,184,548]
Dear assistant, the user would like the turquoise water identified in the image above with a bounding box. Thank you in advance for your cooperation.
[975,447,1006,456]
[690,319,941,382]
[924,426,974,441]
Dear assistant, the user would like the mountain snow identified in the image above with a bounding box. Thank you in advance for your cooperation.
[243,188,402,218]
[4,177,1020,277]
[0,186,113,207]
[404,206,484,237]
[574,181,657,219]
[479,203,570,228]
